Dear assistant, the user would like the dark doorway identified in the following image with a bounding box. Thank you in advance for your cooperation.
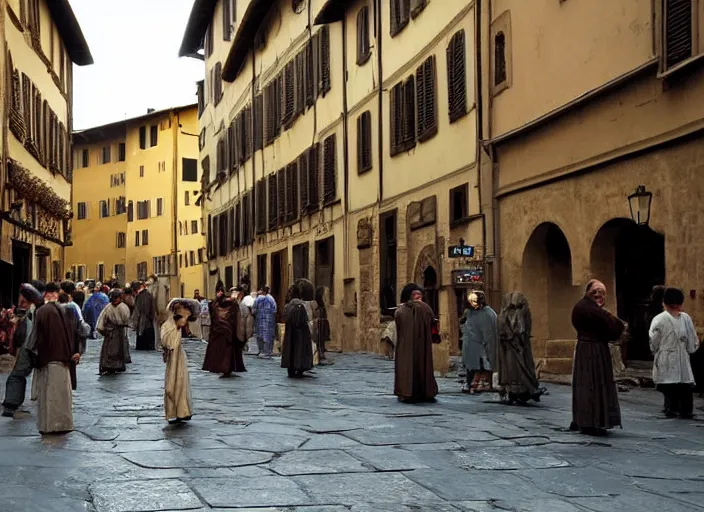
[614,224,665,362]
[271,249,289,321]
[257,254,267,290]
[315,237,334,303]
[224,265,234,290]
[292,242,309,281]
[379,210,397,313]
[11,242,31,306]
[423,266,438,315]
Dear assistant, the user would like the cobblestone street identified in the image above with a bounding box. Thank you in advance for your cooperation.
[1,337,704,512]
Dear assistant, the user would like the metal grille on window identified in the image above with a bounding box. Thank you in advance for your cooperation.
[665,0,693,69]
[447,29,467,123]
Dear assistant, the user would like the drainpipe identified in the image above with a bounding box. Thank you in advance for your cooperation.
[172,112,180,296]
[251,51,257,279]
[376,0,384,204]
[341,15,350,276]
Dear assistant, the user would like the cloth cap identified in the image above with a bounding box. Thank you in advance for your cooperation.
[400,283,422,304]
[19,283,43,306]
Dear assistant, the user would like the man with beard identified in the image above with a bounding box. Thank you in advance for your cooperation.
[2,282,44,418]
[131,281,156,350]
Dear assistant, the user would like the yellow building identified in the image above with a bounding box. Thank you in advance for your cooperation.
[180,0,482,372]
[66,105,206,297]
[0,0,92,307]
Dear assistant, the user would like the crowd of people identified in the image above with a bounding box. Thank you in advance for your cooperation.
[1,272,701,438]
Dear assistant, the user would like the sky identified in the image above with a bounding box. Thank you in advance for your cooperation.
[69,0,204,131]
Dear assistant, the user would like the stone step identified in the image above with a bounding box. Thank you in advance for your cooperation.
[540,357,574,376]
[545,339,577,359]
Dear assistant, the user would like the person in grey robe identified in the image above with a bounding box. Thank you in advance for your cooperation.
[97,290,131,375]
[2,282,44,418]
[132,281,156,351]
[460,291,497,393]
[495,292,545,404]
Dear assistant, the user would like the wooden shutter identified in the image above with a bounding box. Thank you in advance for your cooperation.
[322,134,336,203]
[306,37,317,107]
[244,105,252,161]
[309,143,320,211]
[255,179,266,234]
[264,83,274,145]
[295,50,305,117]
[411,0,427,18]
[357,111,372,173]
[223,0,231,41]
[403,76,416,150]
[268,173,278,230]
[254,94,264,151]
[277,169,285,225]
[283,61,295,126]
[417,55,437,141]
[447,30,467,123]
[390,0,399,35]
[318,26,331,95]
[390,83,403,156]
[230,207,236,251]
[298,151,309,214]
[285,161,299,222]
[665,0,693,69]
[357,6,370,65]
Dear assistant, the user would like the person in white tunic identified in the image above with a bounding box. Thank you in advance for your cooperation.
[649,287,701,419]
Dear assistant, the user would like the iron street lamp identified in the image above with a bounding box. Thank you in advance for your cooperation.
[627,185,653,226]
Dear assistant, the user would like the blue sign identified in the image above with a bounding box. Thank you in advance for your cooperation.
[448,245,474,258]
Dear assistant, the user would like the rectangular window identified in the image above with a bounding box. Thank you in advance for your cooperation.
[379,210,398,313]
[116,232,126,248]
[100,200,110,218]
[157,198,163,216]
[447,29,468,123]
[292,242,309,280]
[182,158,198,181]
[118,142,126,161]
[416,55,438,142]
[77,202,87,220]
[114,264,126,283]
[185,191,190,206]
[139,126,147,149]
[190,251,195,266]
[664,0,694,70]
[322,134,336,203]
[318,26,331,95]
[82,149,89,168]
[390,0,411,37]
[139,165,144,177]
[357,6,371,65]
[97,263,105,283]
[357,111,372,173]
[150,125,158,147]
[191,220,198,234]
[142,229,149,246]
[449,183,469,225]
[135,231,140,246]
[127,201,134,222]
[197,80,205,118]
[214,63,223,105]
[223,0,232,41]
[137,262,147,281]
[102,146,111,164]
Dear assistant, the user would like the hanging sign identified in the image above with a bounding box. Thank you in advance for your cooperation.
[448,244,474,258]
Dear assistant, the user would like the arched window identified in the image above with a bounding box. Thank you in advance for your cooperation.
[494,32,507,86]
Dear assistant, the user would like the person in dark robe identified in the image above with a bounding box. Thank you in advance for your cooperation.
[394,283,438,403]
[29,282,80,434]
[495,292,545,405]
[132,281,156,351]
[281,279,314,378]
[2,282,44,418]
[97,290,131,375]
[311,287,331,364]
[72,283,86,310]
[460,291,497,394]
[570,279,625,436]
[202,295,246,377]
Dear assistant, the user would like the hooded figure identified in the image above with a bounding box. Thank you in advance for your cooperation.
[83,287,109,339]
[96,289,130,375]
[393,283,438,403]
[202,295,246,377]
[460,291,497,393]
[281,279,314,378]
[496,292,544,404]
[161,300,195,424]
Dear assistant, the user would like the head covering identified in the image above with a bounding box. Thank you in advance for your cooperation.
[400,283,423,304]
[293,279,315,302]
[19,283,43,306]
[30,280,45,294]
[167,298,201,321]
[584,279,605,295]
[76,281,85,290]
[498,292,530,339]
[108,289,123,302]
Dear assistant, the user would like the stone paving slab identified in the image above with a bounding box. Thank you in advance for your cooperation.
[2,338,704,511]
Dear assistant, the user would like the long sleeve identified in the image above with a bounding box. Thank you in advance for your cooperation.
[684,314,699,354]
[649,315,663,354]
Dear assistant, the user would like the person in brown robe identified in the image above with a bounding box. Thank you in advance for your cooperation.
[394,283,438,403]
[202,296,246,377]
[281,279,315,378]
[570,279,625,436]
[97,290,130,375]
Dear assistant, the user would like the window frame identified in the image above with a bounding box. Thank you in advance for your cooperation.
[357,5,371,66]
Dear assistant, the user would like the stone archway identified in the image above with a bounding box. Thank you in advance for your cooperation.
[413,244,439,314]
[590,218,665,362]
[522,223,579,375]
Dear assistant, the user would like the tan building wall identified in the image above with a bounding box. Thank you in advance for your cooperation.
[182,0,482,372]
[67,106,204,294]
[0,0,91,306]
[484,0,704,378]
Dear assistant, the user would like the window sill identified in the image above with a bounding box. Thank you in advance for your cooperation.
[658,52,704,80]
[322,198,342,209]
[450,213,483,229]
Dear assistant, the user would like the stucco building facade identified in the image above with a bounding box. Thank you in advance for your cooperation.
[480,0,704,379]
[180,0,484,372]
[66,105,205,297]
[0,0,92,307]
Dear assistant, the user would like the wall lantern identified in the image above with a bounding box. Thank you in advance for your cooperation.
[627,185,653,226]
